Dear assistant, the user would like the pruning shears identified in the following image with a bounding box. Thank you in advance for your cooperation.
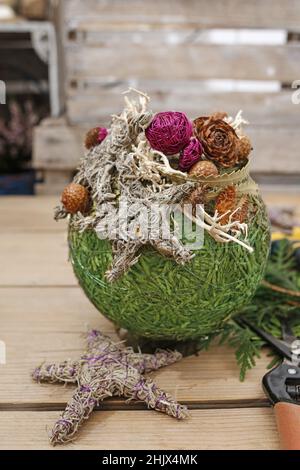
[238,316,300,450]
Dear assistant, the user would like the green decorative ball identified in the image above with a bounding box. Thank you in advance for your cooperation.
[68,194,270,341]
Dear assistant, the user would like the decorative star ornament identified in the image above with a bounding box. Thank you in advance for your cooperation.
[33,330,188,445]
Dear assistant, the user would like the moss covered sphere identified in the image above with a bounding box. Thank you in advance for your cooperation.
[68,194,270,341]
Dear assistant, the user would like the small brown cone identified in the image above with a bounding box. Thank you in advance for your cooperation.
[61,183,90,214]
[215,185,237,224]
[188,160,219,178]
[235,196,249,224]
[85,128,100,150]
[237,136,252,162]
[211,111,228,121]
[193,116,238,168]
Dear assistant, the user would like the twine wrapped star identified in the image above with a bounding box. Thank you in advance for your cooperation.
[33,330,188,445]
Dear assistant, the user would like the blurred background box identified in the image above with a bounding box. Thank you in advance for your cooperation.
[0,0,62,194]
[0,0,48,19]
[18,0,48,19]
[0,0,17,12]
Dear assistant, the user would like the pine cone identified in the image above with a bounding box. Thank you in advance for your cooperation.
[236,136,252,162]
[194,116,238,168]
[215,185,237,224]
[188,160,219,178]
[211,111,228,121]
[235,196,249,224]
[61,183,90,214]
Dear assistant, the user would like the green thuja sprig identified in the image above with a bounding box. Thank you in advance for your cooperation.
[224,240,300,381]
[219,321,263,381]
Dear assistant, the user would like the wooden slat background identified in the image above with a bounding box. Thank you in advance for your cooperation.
[65,43,300,83]
[33,0,300,193]
[67,88,299,126]
[34,120,300,174]
[63,0,300,171]
[64,0,300,30]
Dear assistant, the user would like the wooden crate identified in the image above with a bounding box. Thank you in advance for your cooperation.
[34,0,300,193]
[18,0,48,19]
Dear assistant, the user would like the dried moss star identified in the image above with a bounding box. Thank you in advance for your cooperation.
[32,330,188,445]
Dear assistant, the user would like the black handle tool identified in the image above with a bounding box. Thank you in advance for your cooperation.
[237,316,300,450]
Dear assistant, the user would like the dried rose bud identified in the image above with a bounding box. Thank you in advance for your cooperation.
[237,136,252,162]
[194,116,238,168]
[179,138,203,172]
[188,160,219,178]
[61,183,90,214]
[85,127,108,150]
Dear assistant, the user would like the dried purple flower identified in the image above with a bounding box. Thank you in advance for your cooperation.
[145,112,193,156]
[179,138,203,172]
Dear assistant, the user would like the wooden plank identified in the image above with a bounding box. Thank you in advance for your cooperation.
[64,0,300,30]
[37,170,74,195]
[64,28,285,46]
[33,120,300,174]
[0,409,279,450]
[248,127,300,174]
[67,89,300,126]
[0,287,272,405]
[0,232,75,286]
[33,117,84,170]
[66,43,300,82]
[0,196,66,232]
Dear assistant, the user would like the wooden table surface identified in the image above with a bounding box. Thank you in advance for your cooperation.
[0,192,299,450]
